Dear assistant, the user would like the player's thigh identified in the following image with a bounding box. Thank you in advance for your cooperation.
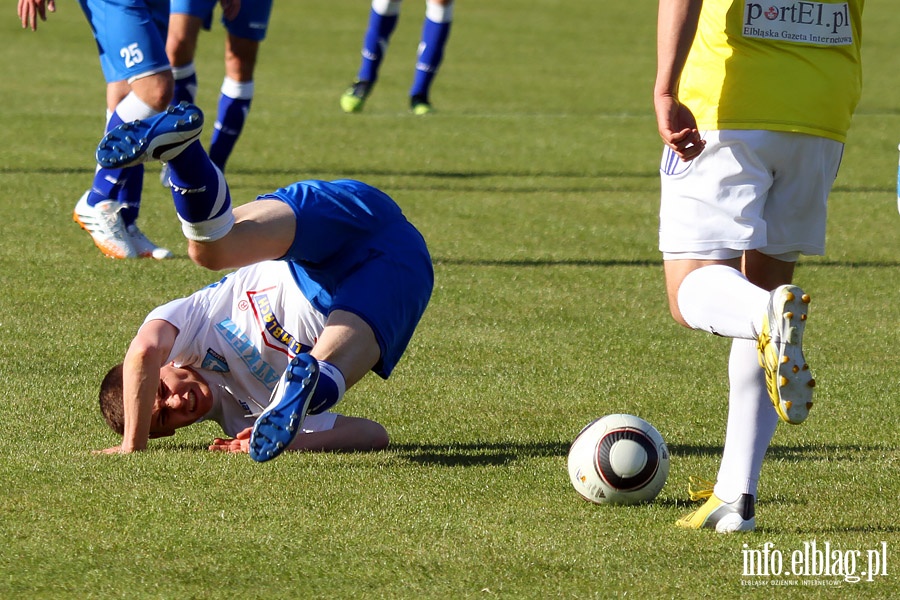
[81,0,170,83]
[659,130,772,255]
[197,200,296,268]
[166,13,205,64]
[757,134,842,257]
[223,0,273,42]
[311,310,381,388]
[329,224,433,379]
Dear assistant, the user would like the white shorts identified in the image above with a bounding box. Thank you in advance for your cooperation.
[659,130,843,260]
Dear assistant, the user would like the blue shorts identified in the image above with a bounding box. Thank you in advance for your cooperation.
[171,0,274,41]
[259,180,434,379]
[79,0,170,83]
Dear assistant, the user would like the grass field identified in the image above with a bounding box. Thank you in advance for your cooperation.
[1,1,898,598]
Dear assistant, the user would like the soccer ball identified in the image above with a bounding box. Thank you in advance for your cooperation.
[567,414,669,505]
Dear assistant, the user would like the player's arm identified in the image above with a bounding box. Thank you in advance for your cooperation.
[208,417,389,453]
[654,0,705,161]
[98,320,178,454]
[17,0,56,31]
[286,416,389,452]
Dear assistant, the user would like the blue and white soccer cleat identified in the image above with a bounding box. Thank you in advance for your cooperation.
[249,354,319,463]
[96,102,203,169]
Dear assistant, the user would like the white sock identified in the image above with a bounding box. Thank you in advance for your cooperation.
[677,264,769,340]
[220,76,255,100]
[426,0,454,22]
[114,91,158,122]
[714,339,779,502]
[172,62,196,81]
[372,0,402,16]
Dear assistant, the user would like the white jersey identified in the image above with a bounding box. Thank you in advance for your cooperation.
[143,261,334,437]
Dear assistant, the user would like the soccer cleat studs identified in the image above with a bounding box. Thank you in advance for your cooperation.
[758,285,815,425]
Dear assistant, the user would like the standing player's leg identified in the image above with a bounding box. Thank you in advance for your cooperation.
[74,0,173,259]
[209,0,272,170]
[340,0,403,113]
[166,11,204,105]
[207,35,260,170]
[409,0,454,114]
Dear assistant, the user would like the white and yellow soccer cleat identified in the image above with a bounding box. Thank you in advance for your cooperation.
[676,478,755,533]
[758,284,815,424]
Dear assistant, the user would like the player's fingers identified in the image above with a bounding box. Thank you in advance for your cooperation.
[18,1,34,29]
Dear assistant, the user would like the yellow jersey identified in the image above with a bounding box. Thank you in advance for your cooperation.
[679,0,864,142]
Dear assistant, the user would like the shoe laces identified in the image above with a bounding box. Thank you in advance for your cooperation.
[351,81,371,99]
[99,204,130,239]
[687,476,715,501]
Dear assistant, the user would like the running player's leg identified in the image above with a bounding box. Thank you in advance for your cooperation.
[409,0,454,114]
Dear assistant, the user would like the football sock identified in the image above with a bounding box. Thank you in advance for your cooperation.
[209,77,254,171]
[87,94,157,207]
[172,62,199,105]
[410,1,453,98]
[107,109,145,227]
[307,360,347,415]
[166,141,234,241]
[117,164,144,227]
[715,339,779,502]
[357,0,402,83]
[677,264,768,339]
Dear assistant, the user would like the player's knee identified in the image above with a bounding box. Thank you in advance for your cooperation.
[187,241,230,271]
[668,302,692,329]
[134,76,175,112]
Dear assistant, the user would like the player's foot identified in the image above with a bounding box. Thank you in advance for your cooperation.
[127,224,173,260]
[249,354,319,462]
[676,480,756,533]
[73,191,138,259]
[757,284,815,424]
[340,80,372,113]
[410,94,433,115]
[96,102,204,169]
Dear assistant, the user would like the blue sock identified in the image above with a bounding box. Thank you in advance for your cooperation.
[411,18,452,98]
[307,360,346,415]
[172,63,198,105]
[358,8,400,82]
[167,141,233,240]
[209,90,252,171]
[117,166,144,226]
[87,111,130,206]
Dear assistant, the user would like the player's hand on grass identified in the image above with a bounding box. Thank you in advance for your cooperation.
[209,427,251,453]
[18,0,56,31]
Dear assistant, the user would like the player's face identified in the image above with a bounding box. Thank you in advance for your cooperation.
[149,365,214,437]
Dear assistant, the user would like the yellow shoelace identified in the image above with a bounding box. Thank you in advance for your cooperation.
[687,476,715,502]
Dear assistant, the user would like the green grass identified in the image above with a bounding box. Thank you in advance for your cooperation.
[1,1,899,598]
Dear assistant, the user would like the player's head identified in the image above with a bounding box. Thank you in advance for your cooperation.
[99,363,214,438]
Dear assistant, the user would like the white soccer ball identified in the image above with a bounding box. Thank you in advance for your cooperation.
[567,414,670,505]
